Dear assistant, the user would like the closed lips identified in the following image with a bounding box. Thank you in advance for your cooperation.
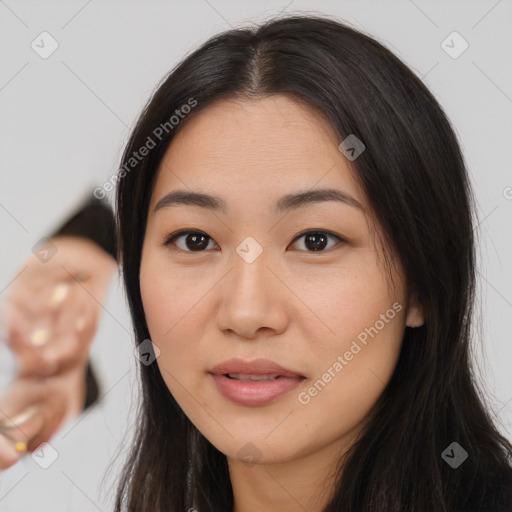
[209,357,306,379]
[225,373,282,381]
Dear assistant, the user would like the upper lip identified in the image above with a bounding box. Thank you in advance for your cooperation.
[209,358,305,378]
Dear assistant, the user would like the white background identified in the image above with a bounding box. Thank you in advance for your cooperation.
[0,1,511,510]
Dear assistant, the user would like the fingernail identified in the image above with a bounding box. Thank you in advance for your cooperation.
[30,327,50,346]
[14,441,27,452]
[48,282,71,308]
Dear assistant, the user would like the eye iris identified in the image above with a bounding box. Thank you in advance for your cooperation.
[186,233,209,251]
[305,232,328,251]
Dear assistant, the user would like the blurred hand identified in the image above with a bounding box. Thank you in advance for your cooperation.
[4,235,117,378]
[0,235,116,471]
[0,363,87,469]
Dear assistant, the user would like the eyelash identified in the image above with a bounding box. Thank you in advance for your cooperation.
[162,229,346,253]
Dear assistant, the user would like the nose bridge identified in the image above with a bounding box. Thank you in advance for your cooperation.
[216,236,288,337]
[230,236,271,302]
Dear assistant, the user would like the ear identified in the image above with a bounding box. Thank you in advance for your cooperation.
[405,292,425,328]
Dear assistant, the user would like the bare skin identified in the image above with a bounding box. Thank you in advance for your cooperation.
[140,94,424,512]
[6,235,116,378]
[0,235,116,468]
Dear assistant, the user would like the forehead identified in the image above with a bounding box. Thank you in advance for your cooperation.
[150,94,366,211]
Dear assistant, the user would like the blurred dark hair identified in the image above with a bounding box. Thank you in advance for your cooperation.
[113,13,512,512]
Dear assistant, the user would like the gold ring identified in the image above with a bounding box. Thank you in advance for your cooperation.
[0,406,38,432]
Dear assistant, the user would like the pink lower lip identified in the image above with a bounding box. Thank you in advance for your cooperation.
[210,373,304,406]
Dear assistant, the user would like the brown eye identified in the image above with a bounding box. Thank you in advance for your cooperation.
[164,230,218,252]
[289,231,345,252]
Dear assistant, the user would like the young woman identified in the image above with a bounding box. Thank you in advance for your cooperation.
[113,14,512,512]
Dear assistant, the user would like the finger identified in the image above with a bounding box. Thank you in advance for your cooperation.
[7,271,64,321]
[5,307,58,378]
[0,434,24,470]
[2,300,32,349]
[6,284,75,377]
[6,277,99,377]
[0,405,45,443]
[0,383,48,452]
[23,387,68,453]
[3,304,51,376]
[0,377,66,454]
[0,403,46,464]
[7,278,74,336]
[39,285,99,375]
[5,297,54,352]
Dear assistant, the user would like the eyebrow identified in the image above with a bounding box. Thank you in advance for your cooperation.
[153,188,364,214]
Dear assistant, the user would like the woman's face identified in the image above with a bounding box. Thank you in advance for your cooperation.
[140,94,423,470]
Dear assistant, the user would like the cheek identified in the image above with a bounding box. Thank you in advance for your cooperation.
[293,248,403,345]
[295,254,405,421]
[140,247,205,340]
[139,251,212,400]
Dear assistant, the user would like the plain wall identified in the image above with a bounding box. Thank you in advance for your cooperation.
[0,1,511,510]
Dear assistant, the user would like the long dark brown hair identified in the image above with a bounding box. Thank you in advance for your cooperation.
[112,13,512,511]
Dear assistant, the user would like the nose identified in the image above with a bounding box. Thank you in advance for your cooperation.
[215,248,289,340]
